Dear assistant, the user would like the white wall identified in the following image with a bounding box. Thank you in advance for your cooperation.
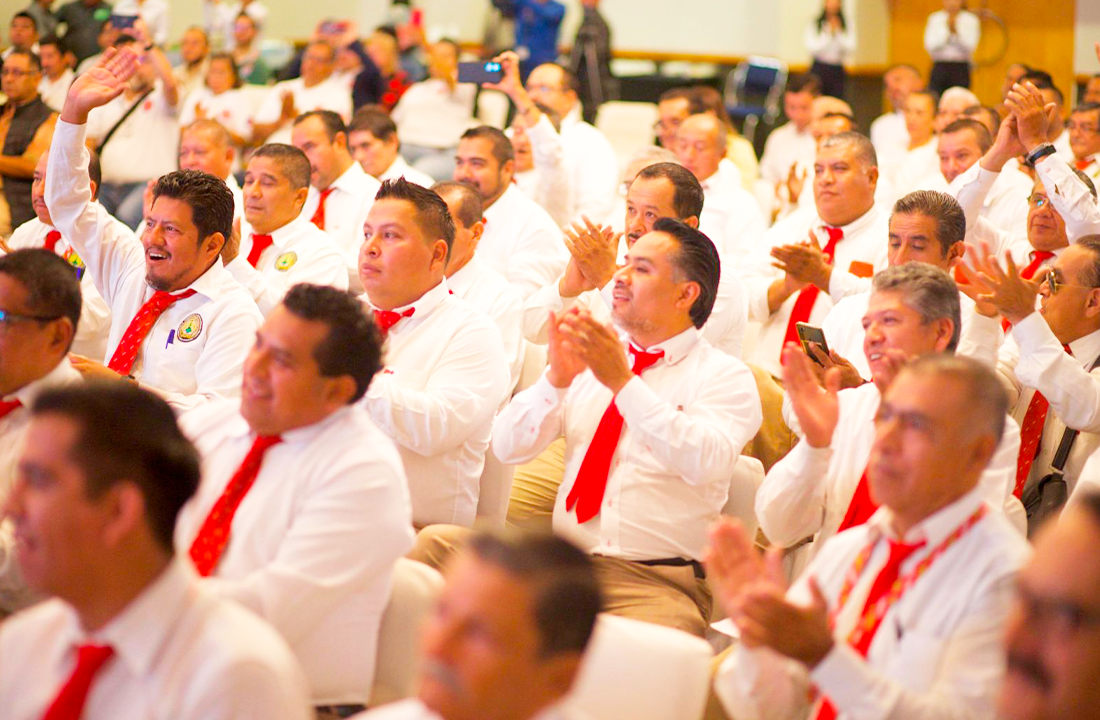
[1076,0,1099,76]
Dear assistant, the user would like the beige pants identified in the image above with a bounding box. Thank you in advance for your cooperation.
[506,437,566,530]
[591,555,713,638]
[743,363,797,472]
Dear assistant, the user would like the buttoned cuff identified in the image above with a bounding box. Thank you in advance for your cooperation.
[532,370,569,407]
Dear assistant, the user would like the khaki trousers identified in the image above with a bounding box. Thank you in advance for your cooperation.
[591,555,713,638]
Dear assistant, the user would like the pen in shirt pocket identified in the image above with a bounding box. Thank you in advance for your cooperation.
[166,329,175,348]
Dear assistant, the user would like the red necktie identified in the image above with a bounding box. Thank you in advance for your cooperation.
[836,466,878,533]
[0,398,22,421]
[43,230,62,253]
[106,289,197,376]
[814,538,926,720]
[1076,159,1092,171]
[784,227,843,347]
[41,644,116,720]
[310,187,336,230]
[373,307,415,337]
[1014,343,1073,497]
[1002,251,1055,332]
[189,434,282,577]
[246,234,274,268]
[565,347,665,523]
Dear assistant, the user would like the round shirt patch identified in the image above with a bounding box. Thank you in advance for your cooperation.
[177,313,203,342]
[275,251,298,272]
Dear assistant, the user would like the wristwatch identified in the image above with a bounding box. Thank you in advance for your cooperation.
[1026,143,1056,166]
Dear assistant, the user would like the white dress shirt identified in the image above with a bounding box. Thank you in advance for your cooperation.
[46,119,264,412]
[924,10,981,63]
[805,22,854,65]
[762,382,1025,571]
[1068,446,1100,508]
[822,289,1002,378]
[37,68,74,112]
[85,84,179,184]
[0,560,312,720]
[363,281,511,527]
[253,77,353,146]
[759,122,817,187]
[558,106,619,224]
[299,162,380,290]
[175,400,414,705]
[480,183,569,299]
[494,327,762,562]
[354,698,590,720]
[869,111,909,175]
[378,155,435,188]
[6,216,113,360]
[973,164,1032,239]
[1052,129,1075,164]
[887,139,942,199]
[740,205,890,378]
[716,487,1031,720]
[997,314,1100,497]
[699,159,769,262]
[514,113,572,227]
[447,255,524,392]
[391,79,476,149]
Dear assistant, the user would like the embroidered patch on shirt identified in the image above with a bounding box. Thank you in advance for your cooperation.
[177,313,203,342]
[275,251,298,271]
[62,247,86,280]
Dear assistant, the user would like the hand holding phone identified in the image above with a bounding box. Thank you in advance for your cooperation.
[457,61,504,85]
[795,323,830,366]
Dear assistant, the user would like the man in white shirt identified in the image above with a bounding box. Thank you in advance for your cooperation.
[889,90,940,198]
[7,150,112,360]
[1068,103,1100,181]
[227,143,348,316]
[175,283,414,715]
[759,263,1023,578]
[47,47,263,413]
[37,35,75,112]
[353,532,600,720]
[934,85,980,133]
[741,132,889,378]
[758,73,820,189]
[674,112,767,260]
[924,0,981,95]
[453,126,567,298]
[0,383,311,720]
[360,178,510,528]
[523,60,618,224]
[939,117,1030,237]
[710,353,1030,720]
[292,109,381,289]
[171,26,210,101]
[348,106,434,187]
[251,40,351,146]
[998,492,1100,720]
[0,249,84,613]
[494,219,762,636]
[434,180,524,392]
[869,64,923,169]
[177,118,243,221]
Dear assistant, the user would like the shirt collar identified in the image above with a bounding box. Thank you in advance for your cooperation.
[866,483,986,548]
[445,255,483,296]
[8,358,80,405]
[561,104,583,130]
[225,401,358,443]
[178,255,229,301]
[328,162,368,194]
[1068,326,1100,369]
[624,325,701,366]
[382,156,410,180]
[483,184,519,223]
[264,212,311,249]
[361,278,451,324]
[817,203,880,235]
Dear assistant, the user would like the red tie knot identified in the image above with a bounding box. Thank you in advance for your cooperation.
[247,234,275,268]
[629,347,664,374]
[76,644,115,668]
[252,434,283,454]
[824,226,845,244]
[0,398,22,420]
[374,307,416,335]
[886,538,926,567]
[43,230,62,253]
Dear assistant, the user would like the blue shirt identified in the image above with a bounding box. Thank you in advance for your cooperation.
[514,0,566,70]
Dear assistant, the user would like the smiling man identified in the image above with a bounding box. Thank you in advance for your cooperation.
[226,143,347,316]
[45,47,262,412]
[174,283,413,717]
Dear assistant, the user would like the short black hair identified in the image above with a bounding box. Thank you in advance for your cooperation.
[531,62,580,94]
[250,143,311,191]
[375,178,456,255]
[38,34,67,55]
[0,249,82,349]
[1071,101,1100,118]
[432,180,484,228]
[941,118,993,153]
[658,86,693,105]
[891,190,967,256]
[1020,71,1063,106]
[349,105,398,142]
[467,531,601,658]
[11,11,36,31]
[152,170,234,248]
[294,109,346,143]
[460,125,515,165]
[32,383,201,552]
[4,47,41,71]
[787,73,822,96]
[652,217,720,328]
[282,284,382,402]
[634,162,704,220]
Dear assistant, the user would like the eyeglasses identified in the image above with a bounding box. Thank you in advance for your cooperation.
[1044,268,1093,295]
[1027,194,1050,209]
[0,308,62,329]
[1015,583,1100,636]
[0,68,36,78]
[1067,121,1100,134]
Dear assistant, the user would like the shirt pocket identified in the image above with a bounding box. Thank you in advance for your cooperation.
[882,628,946,692]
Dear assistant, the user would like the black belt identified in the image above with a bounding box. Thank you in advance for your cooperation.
[635,557,706,579]
[314,705,367,718]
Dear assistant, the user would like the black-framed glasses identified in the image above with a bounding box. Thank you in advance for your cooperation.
[0,309,62,328]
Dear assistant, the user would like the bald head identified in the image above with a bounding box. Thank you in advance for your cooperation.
[674,113,726,181]
[179,119,234,180]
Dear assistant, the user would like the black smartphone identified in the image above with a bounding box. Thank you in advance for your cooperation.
[795,322,830,365]
[457,61,504,84]
[110,14,137,29]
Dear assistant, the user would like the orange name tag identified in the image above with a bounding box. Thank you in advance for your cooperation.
[848,261,874,278]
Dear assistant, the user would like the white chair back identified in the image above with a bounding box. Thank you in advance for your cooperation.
[723,455,764,540]
[476,89,512,129]
[594,101,660,169]
[371,559,444,706]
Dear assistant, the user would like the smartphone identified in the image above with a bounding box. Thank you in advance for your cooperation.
[320,20,341,35]
[795,322,830,365]
[110,14,137,29]
[458,61,504,85]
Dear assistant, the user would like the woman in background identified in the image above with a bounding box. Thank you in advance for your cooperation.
[805,0,853,99]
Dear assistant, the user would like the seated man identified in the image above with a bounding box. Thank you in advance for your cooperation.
[352,532,601,720]
[178,118,243,222]
[229,143,348,316]
[710,354,1031,720]
[759,73,819,191]
[7,150,112,360]
[869,64,923,170]
[292,110,381,290]
[37,35,76,112]
[453,126,567,299]
[938,117,1030,238]
[360,178,510,528]
[348,105,434,187]
[175,284,414,715]
[1069,102,1100,181]
[998,491,1100,720]
[47,47,262,412]
[757,264,1023,580]
[887,89,939,197]
[494,219,762,637]
[739,132,889,379]
[0,49,56,236]
[251,40,351,146]
[0,383,311,719]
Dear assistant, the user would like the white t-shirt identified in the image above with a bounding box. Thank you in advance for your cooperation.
[86,83,179,184]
